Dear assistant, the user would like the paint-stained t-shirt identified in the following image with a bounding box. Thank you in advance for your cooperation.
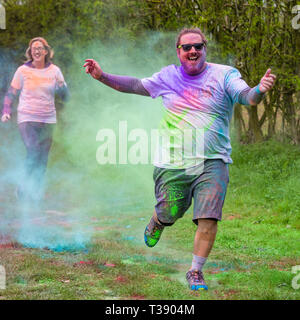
[10,63,66,124]
[141,63,250,169]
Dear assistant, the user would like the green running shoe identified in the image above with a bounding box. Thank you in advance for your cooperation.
[144,217,164,247]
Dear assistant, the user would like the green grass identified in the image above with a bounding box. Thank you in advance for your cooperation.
[0,139,300,300]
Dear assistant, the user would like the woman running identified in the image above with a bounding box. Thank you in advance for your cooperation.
[1,37,69,201]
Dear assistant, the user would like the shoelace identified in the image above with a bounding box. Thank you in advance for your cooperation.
[151,226,162,238]
[154,223,164,231]
[189,270,203,283]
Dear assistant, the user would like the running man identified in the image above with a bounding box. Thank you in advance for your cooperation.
[83,28,276,291]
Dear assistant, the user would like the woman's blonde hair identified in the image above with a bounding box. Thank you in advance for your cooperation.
[25,37,54,64]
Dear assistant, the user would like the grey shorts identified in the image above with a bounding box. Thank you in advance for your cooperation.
[153,159,229,225]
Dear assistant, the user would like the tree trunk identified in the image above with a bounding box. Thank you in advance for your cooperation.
[233,104,244,142]
[247,106,263,142]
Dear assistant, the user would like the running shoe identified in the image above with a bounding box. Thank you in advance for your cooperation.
[186,269,208,291]
[144,216,164,247]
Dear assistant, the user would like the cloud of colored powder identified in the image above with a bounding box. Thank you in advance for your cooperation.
[0,33,175,250]
[0,32,232,251]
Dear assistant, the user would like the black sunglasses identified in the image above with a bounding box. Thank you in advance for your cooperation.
[177,42,206,52]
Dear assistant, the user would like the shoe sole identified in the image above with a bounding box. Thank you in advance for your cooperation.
[190,284,208,291]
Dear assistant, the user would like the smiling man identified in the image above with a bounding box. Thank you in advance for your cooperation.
[177,32,207,75]
[84,28,276,291]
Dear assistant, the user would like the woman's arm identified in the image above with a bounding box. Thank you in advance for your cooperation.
[56,81,70,102]
[1,86,20,122]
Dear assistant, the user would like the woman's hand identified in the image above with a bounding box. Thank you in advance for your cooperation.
[56,80,65,88]
[1,114,11,122]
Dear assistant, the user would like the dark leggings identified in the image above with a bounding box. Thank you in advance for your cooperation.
[18,122,54,196]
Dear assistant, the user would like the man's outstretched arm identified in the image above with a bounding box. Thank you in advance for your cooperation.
[83,59,150,96]
[99,72,150,96]
[239,68,276,106]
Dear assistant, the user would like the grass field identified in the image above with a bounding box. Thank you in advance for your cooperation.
[0,138,300,300]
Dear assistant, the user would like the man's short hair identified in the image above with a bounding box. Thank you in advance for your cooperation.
[176,28,207,48]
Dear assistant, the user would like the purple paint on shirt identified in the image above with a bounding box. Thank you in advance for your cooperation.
[142,63,250,168]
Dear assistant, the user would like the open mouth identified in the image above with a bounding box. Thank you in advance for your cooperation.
[187,55,199,61]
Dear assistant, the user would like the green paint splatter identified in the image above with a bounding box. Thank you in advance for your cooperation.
[168,189,184,201]
[171,205,178,217]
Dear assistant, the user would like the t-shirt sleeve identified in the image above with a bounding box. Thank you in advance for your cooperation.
[55,67,67,86]
[224,68,250,104]
[10,67,23,90]
[141,67,171,99]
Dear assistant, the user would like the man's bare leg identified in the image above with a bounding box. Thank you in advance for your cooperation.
[153,210,162,224]
[186,218,218,290]
[193,218,218,258]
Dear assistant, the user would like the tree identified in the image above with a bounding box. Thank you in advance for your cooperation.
[142,0,300,144]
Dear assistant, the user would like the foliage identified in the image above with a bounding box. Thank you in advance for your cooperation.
[143,0,300,144]
[0,0,299,144]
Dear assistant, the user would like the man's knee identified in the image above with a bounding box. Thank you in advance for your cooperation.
[196,218,218,240]
[154,210,175,226]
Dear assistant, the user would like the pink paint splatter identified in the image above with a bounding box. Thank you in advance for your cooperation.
[104,263,116,267]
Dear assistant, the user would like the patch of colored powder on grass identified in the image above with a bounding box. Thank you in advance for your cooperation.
[104,263,116,267]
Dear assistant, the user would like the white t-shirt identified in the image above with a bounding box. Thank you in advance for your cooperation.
[11,62,66,124]
[141,63,250,169]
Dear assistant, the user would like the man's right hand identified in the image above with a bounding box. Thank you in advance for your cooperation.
[1,114,11,122]
[83,59,103,80]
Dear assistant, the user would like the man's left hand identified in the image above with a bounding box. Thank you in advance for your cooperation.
[259,68,276,93]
